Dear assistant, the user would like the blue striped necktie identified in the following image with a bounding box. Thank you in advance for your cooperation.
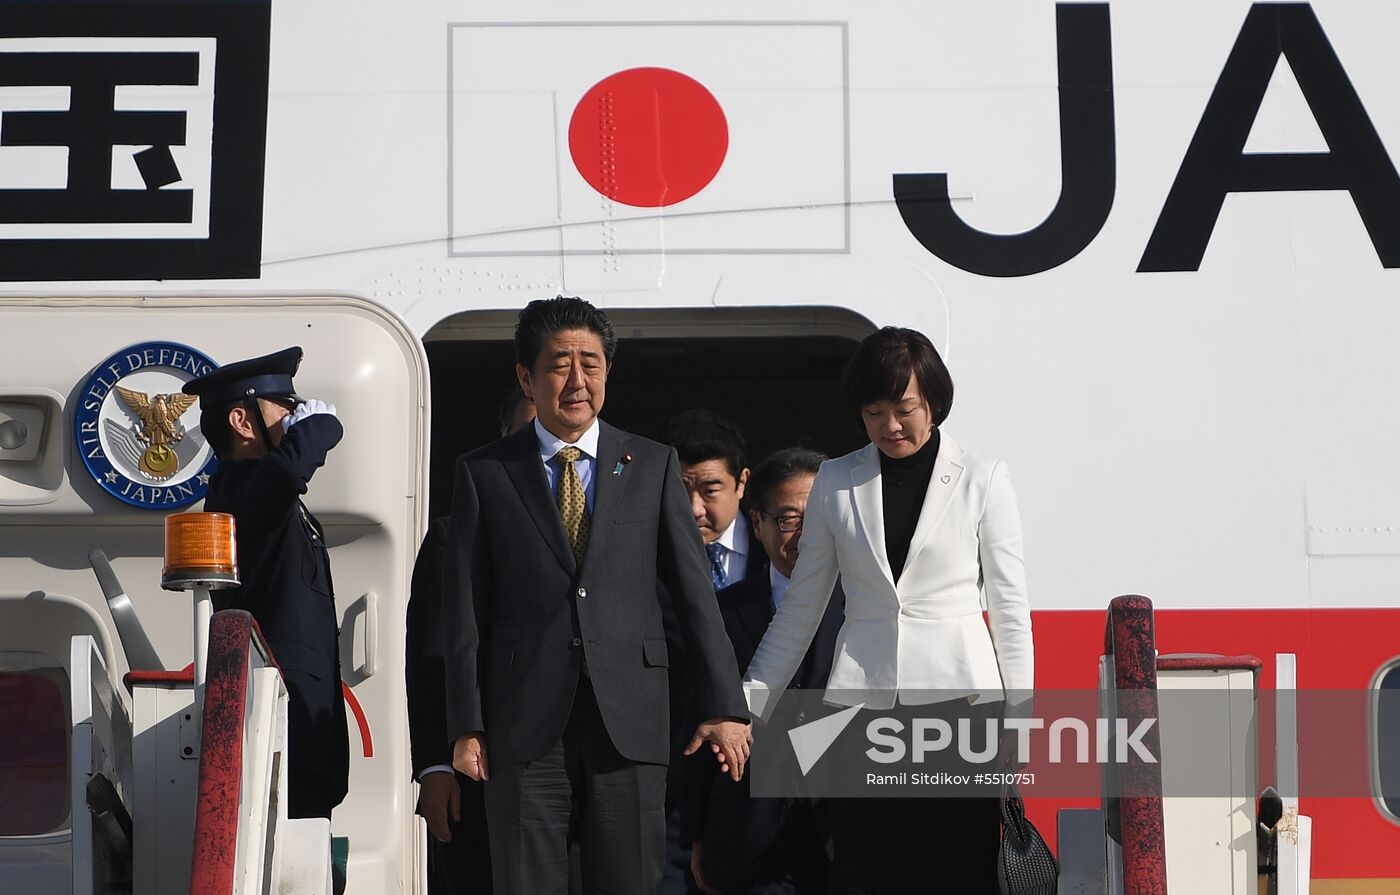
[706,541,728,591]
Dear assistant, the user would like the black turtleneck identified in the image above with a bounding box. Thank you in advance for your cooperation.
[879,428,940,583]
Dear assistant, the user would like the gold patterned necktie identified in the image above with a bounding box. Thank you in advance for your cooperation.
[555,446,590,566]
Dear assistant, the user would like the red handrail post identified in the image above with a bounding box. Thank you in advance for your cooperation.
[187,610,256,895]
[1104,594,1168,895]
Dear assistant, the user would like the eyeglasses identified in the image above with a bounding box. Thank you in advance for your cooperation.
[757,510,804,533]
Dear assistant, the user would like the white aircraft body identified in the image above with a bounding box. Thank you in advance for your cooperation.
[0,1,1396,892]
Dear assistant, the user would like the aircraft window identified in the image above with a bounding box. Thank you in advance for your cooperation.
[0,668,70,835]
[1377,660,1400,823]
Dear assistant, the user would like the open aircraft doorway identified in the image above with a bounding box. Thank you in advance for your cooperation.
[423,307,874,516]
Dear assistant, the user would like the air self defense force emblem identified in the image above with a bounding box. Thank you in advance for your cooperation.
[114,387,199,478]
[77,342,219,509]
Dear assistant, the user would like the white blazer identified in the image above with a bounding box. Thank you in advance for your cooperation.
[743,434,1033,720]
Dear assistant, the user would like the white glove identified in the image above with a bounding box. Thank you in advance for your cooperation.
[282,398,337,429]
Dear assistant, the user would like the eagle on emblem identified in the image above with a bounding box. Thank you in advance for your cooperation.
[114,387,199,479]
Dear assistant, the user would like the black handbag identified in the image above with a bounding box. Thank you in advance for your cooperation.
[998,783,1058,895]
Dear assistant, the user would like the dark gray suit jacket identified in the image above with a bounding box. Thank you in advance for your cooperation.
[442,420,747,766]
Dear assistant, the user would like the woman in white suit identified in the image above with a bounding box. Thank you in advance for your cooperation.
[742,327,1033,893]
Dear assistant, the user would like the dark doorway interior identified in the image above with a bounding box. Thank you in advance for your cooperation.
[425,332,866,517]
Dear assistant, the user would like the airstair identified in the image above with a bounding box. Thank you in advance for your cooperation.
[0,593,130,894]
[1058,595,1313,894]
[0,520,335,895]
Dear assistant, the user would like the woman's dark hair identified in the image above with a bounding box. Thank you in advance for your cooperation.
[746,447,827,514]
[662,409,747,480]
[842,327,954,427]
[514,295,618,370]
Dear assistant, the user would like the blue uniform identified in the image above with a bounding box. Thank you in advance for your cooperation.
[204,413,349,818]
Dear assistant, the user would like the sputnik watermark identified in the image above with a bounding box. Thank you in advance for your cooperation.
[866,771,1037,787]
[787,704,1156,776]
[863,716,1158,767]
[751,687,1400,799]
[753,689,1181,798]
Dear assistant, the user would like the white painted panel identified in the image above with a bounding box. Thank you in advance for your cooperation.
[1159,668,1257,894]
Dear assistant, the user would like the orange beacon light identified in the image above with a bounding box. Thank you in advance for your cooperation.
[163,511,239,591]
[163,512,240,714]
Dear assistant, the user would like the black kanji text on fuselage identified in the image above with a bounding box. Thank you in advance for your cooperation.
[0,0,271,281]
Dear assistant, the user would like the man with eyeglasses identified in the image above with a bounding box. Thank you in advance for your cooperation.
[682,447,845,895]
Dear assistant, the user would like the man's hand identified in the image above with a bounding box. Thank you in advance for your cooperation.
[419,770,461,842]
[685,718,751,782]
[452,733,489,781]
[690,841,720,894]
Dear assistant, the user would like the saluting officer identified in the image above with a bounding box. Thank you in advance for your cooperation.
[183,347,350,821]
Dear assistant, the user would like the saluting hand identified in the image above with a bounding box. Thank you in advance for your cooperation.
[282,398,338,430]
[452,733,489,782]
[685,718,751,782]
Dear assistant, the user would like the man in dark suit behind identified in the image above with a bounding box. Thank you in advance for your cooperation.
[658,409,767,894]
[407,518,491,893]
[442,296,751,895]
[683,448,845,895]
[663,409,766,590]
[406,389,534,894]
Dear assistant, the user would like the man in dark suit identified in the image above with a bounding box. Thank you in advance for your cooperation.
[683,448,845,895]
[183,347,348,822]
[406,388,534,895]
[407,519,491,893]
[659,410,766,894]
[442,297,751,895]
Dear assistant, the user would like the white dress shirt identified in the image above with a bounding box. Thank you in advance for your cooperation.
[711,515,751,584]
[534,417,600,512]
